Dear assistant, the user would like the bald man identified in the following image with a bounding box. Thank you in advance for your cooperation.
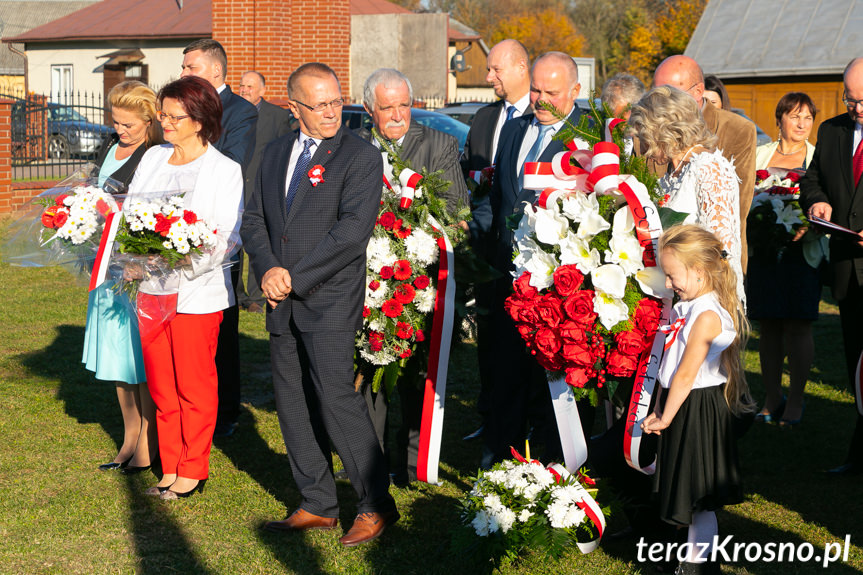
[653,55,757,272]
[800,57,863,476]
[460,39,532,442]
[482,52,585,469]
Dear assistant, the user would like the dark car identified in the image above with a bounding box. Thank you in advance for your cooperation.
[341,105,469,153]
[45,103,111,159]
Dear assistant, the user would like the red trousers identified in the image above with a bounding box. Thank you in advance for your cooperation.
[139,293,222,479]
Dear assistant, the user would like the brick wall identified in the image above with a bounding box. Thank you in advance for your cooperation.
[212,0,351,101]
[0,100,13,214]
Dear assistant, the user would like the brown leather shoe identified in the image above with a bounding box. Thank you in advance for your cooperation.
[264,508,338,532]
[338,510,400,547]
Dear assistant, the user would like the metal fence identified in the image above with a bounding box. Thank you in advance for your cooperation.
[6,91,108,182]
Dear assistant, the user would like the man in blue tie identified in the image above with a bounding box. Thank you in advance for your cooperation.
[482,51,583,469]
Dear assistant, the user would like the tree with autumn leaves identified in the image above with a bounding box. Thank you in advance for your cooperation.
[389,0,707,87]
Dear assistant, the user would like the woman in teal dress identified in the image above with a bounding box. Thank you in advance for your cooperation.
[82,80,163,472]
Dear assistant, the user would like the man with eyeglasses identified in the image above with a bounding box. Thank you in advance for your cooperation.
[180,39,258,439]
[800,57,863,476]
[652,54,757,272]
[241,62,398,545]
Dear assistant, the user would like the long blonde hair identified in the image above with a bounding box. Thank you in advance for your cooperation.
[659,224,754,415]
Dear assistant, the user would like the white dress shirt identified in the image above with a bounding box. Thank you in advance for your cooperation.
[492,93,530,157]
[285,133,320,195]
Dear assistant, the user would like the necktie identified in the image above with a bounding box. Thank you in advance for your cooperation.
[286,138,315,215]
[854,137,863,186]
[505,105,517,122]
[525,124,552,165]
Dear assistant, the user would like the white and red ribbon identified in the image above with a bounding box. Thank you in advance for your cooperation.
[604,118,624,142]
[89,210,121,291]
[398,168,423,210]
[416,215,455,485]
[547,462,606,553]
[856,350,863,417]
[548,374,588,473]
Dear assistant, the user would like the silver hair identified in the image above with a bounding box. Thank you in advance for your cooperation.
[363,68,413,109]
[601,73,645,110]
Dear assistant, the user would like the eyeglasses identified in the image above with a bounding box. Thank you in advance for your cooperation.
[292,97,344,113]
[843,92,863,110]
[157,111,190,123]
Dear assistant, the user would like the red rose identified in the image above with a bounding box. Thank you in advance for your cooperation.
[413,275,430,289]
[553,265,585,297]
[183,210,198,224]
[396,321,414,339]
[415,329,425,342]
[54,194,70,206]
[516,324,535,342]
[561,341,595,368]
[559,320,586,344]
[369,279,380,291]
[362,306,371,318]
[534,327,562,357]
[565,367,592,388]
[96,199,112,216]
[154,213,179,236]
[633,298,662,335]
[536,293,565,328]
[785,171,801,183]
[379,212,397,229]
[615,329,647,357]
[513,272,539,300]
[41,206,58,228]
[504,295,527,324]
[379,266,394,279]
[381,299,403,318]
[393,259,412,281]
[52,209,69,228]
[536,351,565,372]
[563,290,597,326]
[394,283,416,304]
[606,350,639,377]
[755,169,770,182]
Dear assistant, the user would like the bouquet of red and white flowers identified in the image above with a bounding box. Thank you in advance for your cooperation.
[455,447,607,566]
[37,185,118,248]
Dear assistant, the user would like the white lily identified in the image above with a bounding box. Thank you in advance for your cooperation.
[559,232,601,274]
[534,204,571,246]
[576,211,611,240]
[773,200,802,233]
[594,291,631,330]
[592,263,627,299]
[560,190,598,223]
[612,206,635,235]
[523,248,559,290]
[635,266,673,299]
[605,233,645,276]
[514,203,538,245]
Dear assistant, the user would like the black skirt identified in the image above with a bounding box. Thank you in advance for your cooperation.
[746,242,821,320]
[653,385,743,526]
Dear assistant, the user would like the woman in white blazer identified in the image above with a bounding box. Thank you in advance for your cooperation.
[128,76,243,500]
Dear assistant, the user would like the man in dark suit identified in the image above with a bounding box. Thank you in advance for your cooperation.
[237,70,294,314]
[241,63,398,545]
[483,51,583,469]
[800,57,863,476]
[357,67,468,484]
[181,39,258,437]
[460,40,532,442]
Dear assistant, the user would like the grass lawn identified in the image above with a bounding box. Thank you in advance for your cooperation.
[1,242,862,574]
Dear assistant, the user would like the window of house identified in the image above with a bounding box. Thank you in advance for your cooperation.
[50,65,73,103]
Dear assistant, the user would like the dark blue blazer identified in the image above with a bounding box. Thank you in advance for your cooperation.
[489,106,582,272]
[215,85,258,171]
[240,125,383,335]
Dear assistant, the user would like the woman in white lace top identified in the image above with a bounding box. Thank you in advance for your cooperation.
[628,86,745,305]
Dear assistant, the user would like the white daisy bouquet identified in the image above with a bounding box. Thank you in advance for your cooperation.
[356,131,471,393]
[456,448,607,565]
[36,185,118,248]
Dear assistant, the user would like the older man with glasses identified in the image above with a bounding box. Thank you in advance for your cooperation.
[800,57,863,476]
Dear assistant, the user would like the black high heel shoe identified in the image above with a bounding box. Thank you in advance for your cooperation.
[160,479,207,500]
[98,457,131,471]
[121,464,151,475]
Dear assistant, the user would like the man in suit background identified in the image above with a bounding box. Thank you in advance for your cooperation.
[460,40,532,442]
[236,70,294,314]
[241,62,398,545]
[800,57,863,476]
[180,39,258,437]
[653,55,757,272]
[358,67,468,485]
[482,51,583,469]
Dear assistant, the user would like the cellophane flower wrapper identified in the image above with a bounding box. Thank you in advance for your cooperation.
[1,165,122,281]
[106,189,241,341]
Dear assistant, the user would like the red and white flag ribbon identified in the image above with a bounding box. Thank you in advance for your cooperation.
[89,211,121,291]
[398,168,423,210]
[548,374,588,473]
[416,215,455,485]
[604,118,624,142]
[548,462,606,553]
